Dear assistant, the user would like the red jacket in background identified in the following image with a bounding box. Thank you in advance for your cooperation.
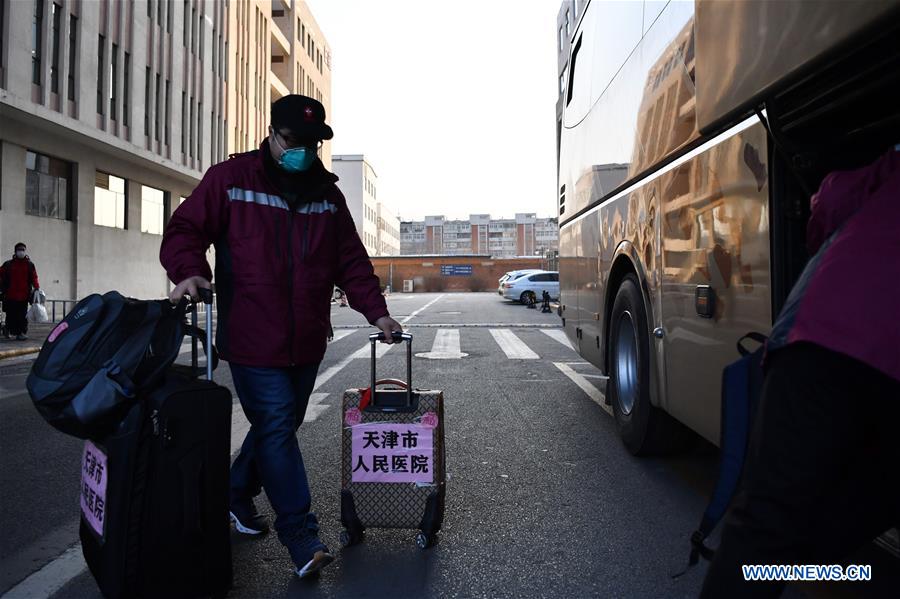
[0,256,40,302]
[160,143,389,367]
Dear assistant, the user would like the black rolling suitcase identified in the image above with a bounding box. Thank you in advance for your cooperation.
[80,289,233,598]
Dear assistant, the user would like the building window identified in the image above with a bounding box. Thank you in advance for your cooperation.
[144,67,150,134]
[189,97,194,158]
[154,73,160,140]
[165,80,171,145]
[96,35,104,114]
[26,151,72,220]
[94,171,126,229]
[110,43,117,120]
[181,91,186,153]
[32,0,43,85]
[123,52,130,126]
[141,185,166,235]
[197,101,203,166]
[67,14,77,100]
[167,0,172,32]
[50,3,61,92]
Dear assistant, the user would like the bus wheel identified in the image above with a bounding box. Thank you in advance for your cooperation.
[608,274,687,455]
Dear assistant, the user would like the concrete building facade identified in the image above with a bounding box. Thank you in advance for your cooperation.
[400,213,559,259]
[331,154,400,256]
[229,0,332,167]
[0,0,332,302]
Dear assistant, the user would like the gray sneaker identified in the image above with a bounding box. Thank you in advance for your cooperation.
[16,334,27,341]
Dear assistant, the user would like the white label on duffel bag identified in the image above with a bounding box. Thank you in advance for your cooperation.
[80,440,108,537]
[351,423,433,484]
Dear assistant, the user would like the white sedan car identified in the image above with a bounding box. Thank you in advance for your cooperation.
[501,271,559,303]
[497,269,543,295]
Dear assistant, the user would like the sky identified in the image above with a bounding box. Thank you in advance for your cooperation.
[305,0,562,222]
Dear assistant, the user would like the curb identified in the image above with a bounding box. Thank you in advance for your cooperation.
[0,346,41,360]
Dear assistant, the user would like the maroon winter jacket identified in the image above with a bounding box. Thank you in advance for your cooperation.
[160,142,389,367]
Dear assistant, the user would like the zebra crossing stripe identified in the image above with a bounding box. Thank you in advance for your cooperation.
[304,393,330,421]
[553,362,612,416]
[415,329,468,359]
[489,329,539,360]
[329,330,355,342]
[542,329,574,350]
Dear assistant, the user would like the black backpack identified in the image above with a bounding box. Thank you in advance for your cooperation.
[26,291,207,439]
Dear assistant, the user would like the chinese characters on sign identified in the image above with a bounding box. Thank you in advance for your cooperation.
[440,264,473,276]
[351,423,434,484]
[81,440,108,537]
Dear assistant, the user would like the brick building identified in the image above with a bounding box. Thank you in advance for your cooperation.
[400,213,558,258]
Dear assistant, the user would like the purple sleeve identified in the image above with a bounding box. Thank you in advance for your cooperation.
[332,189,389,324]
[160,166,230,285]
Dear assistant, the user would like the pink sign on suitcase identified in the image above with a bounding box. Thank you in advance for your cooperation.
[350,423,434,484]
[80,440,108,537]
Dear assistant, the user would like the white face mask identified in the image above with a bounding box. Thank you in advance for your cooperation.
[15,250,26,259]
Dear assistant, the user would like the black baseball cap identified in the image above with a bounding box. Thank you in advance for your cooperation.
[271,95,333,141]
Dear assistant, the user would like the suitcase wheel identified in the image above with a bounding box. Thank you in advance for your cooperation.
[340,529,363,547]
[415,531,435,550]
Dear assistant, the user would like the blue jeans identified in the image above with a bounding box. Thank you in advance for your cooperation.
[229,362,320,539]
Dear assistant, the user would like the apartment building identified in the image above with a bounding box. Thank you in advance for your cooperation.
[400,213,559,259]
[331,154,400,256]
[0,0,332,300]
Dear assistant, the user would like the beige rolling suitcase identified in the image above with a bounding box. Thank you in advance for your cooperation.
[340,332,446,549]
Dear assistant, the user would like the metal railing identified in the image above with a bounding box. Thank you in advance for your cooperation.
[47,300,77,323]
[44,295,216,323]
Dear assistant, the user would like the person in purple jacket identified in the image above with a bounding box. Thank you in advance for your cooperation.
[160,95,402,579]
[701,147,900,597]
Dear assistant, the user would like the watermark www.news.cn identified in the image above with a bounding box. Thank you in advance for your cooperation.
[742,564,872,582]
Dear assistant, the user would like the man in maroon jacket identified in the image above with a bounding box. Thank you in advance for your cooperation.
[160,95,401,578]
[0,242,40,340]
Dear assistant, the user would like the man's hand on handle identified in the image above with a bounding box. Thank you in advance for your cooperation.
[374,315,403,344]
[169,276,211,304]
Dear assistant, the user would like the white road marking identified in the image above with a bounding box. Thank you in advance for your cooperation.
[1,545,86,599]
[401,294,444,324]
[328,330,355,343]
[230,405,252,455]
[415,329,468,359]
[553,362,612,416]
[304,392,330,422]
[314,295,443,391]
[313,336,395,392]
[489,329,539,360]
[542,329,574,350]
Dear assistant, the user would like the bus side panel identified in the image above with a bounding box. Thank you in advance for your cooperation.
[578,210,602,367]
[660,122,772,444]
[558,224,580,350]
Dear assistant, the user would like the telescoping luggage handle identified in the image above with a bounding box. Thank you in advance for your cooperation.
[367,331,413,408]
[189,288,215,381]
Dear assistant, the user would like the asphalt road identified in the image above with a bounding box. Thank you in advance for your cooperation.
[1,293,896,598]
